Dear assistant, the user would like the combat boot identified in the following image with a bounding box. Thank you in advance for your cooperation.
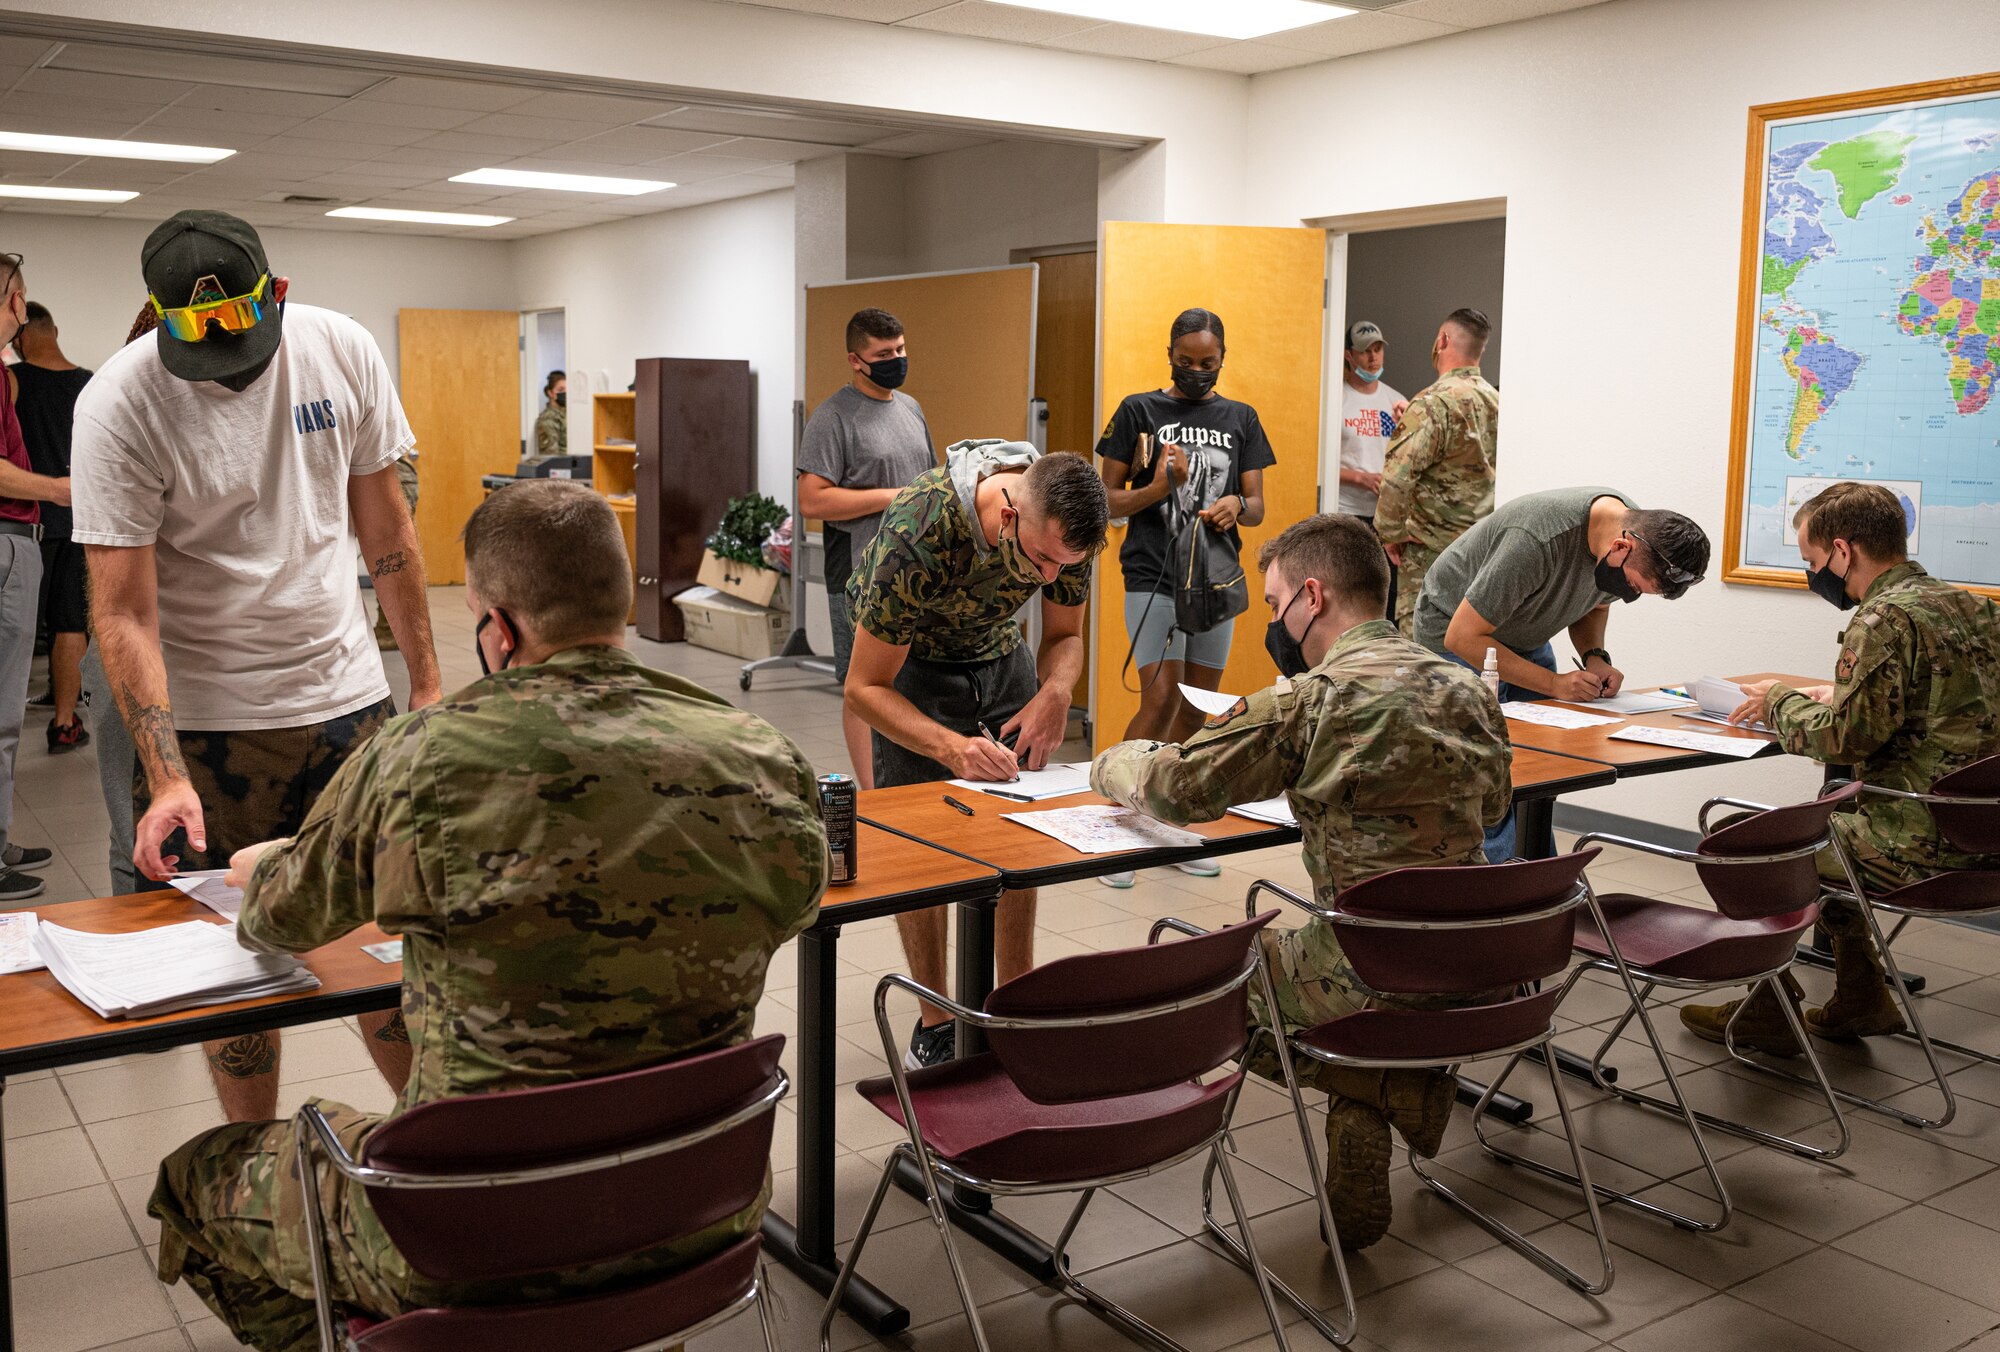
[1805,931,1906,1041]
[1313,1065,1457,1158]
[1322,1097,1394,1251]
[1680,972,1807,1057]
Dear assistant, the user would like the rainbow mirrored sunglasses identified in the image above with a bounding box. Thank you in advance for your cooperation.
[148,274,272,341]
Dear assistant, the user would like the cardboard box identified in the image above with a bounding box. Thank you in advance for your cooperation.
[696,549,784,609]
[674,586,791,660]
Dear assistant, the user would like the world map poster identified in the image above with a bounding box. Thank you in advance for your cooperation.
[1730,76,2000,591]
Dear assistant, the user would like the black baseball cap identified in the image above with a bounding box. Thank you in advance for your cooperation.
[141,210,282,382]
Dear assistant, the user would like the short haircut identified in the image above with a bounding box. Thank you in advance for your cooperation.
[1170,307,1225,353]
[461,480,633,643]
[1623,508,1711,589]
[1256,513,1390,612]
[1793,482,1908,562]
[0,253,21,299]
[1443,307,1492,356]
[543,368,565,393]
[22,300,50,328]
[1021,452,1108,555]
[845,307,903,354]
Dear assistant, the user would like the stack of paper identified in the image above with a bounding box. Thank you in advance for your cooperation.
[1228,797,1298,827]
[1676,675,1775,733]
[168,870,245,921]
[950,762,1093,803]
[33,920,319,1019]
[1576,689,1698,715]
[0,912,42,975]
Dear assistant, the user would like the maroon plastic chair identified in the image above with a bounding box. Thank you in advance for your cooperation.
[293,1035,789,1352]
[1476,787,1859,1238]
[1221,852,1612,1320]
[819,912,1301,1352]
[1756,755,2000,1131]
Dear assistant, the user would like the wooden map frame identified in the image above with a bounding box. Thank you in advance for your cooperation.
[1724,70,2000,596]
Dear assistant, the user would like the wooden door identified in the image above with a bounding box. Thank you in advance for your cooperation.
[1092,224,1326,751]
[1033,250,1098,712]
[398,309,519,585]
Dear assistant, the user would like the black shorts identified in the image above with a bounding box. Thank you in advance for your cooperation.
[873,645,1037,788]
[38,538,87,635]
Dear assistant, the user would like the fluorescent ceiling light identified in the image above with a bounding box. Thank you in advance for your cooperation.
[0,130,234,164]
[989,0,1352,39]
[450,167,673,196]
[327,206,513,227]
[0,185,139,203]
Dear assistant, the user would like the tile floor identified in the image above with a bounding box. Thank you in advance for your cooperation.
[8,587,2000,1352]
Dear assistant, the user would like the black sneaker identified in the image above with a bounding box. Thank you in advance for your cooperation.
[47,717,89,754]
[0,866,44,902]
[1,844,52,872]
[26,687,53,707]
[905,1019,956,1070]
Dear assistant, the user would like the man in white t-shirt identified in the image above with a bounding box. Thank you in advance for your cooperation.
[1336,320,1406,619]
[72,211,442,1123]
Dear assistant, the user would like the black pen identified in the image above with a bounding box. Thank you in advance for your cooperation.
[1573,657,1608,699]
[976,721,1022,783]
[942,794,976,817]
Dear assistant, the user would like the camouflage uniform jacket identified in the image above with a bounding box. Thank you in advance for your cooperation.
[848,443,1091,664]
[241,644,828,1111]
[1373,366,1499,553]
[1092,619,1512,904]
[533,401,565,457]
[1764,561,2000,885]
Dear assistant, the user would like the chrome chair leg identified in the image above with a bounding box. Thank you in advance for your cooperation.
[1053,1188,1192,1352]
[817,1148,904,1352]
[1214,1144,1297,1352]
[755,1264,781,1352]
[293,1125,342,1352]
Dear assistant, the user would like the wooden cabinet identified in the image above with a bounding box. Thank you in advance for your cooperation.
[633,358,754,641]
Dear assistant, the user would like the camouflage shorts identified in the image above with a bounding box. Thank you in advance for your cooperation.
[151,1097,767,1352]
[133,699,395,871]
[1393,542,1440,638]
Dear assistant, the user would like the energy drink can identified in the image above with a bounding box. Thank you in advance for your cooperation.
[817,773,858,886]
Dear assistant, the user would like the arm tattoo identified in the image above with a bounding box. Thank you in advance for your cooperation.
[208,1032,278,1079]
[370,550,408,578]
[116,682,188,781]
[372,1013,411,1045]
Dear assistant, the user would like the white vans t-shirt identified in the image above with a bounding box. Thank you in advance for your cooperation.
[71,304,413,731]
[1337,378,1405,517]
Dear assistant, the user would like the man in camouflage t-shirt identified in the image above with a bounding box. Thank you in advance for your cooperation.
[1684,482,2000,1056]
[1374,307,1500,636]
[1093,514,1511,1251]
[150,483,827,1350]
[847,439,1106,1067]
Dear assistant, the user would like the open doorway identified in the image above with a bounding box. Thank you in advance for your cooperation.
[520,307,567,456]
[1343,219,1504,398]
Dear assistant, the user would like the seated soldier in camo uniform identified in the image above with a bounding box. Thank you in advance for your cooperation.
[148,481,829,1352]
[1092,513,1511,1251]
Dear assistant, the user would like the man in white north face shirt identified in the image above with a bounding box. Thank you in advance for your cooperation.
[71,210,442,1124]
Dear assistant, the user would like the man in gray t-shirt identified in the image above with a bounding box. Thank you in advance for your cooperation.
[797,308,936,786]
[1414,486,1709,859]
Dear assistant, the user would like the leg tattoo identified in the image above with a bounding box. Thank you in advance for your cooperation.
[208,1032,278,1079]
[372,1013,410,1045]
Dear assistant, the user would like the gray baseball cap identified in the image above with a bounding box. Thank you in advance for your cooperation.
[1345,320,1385,351]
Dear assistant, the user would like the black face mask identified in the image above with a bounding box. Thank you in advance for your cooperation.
[1805,555,1857,610]
[475,610,517,675]
[1172,365,1219,399]
[1595,553,1640,604]
[210,347,277,393]
[554,391,566,408]
[863,355,907,390]
[1264,588,1313,678]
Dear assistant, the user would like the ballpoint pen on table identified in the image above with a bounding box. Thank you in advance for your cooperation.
[941,794,976,816]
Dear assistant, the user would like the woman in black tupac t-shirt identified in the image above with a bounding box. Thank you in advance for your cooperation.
[1096,308,1274,745]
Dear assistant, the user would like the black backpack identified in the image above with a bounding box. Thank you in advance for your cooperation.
[1168,488,1248,636]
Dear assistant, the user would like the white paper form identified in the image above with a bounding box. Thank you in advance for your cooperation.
[168,869,244,921]
[1000,805,1207,855]
[1227,797,1297,828]
[1675,675,1774,733]
[1609,725,1771,759]
[1177,684,1245,718]
[1500,703,1623,730]
[950,762,1093,803]
[1575,689,1698,716]
[33,920,319,1019]
[0,912,43,974]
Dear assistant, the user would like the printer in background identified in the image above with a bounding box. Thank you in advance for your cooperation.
[480,454,594,493]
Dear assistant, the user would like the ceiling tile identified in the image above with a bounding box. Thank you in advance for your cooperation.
[569,125,736,156]
[895,1,1101,41]
[133,105,302,139]
[0,38,58,67]
[455,112,620,141]
[728,0,951,19]
[313,99,484,131]
[412,130,562,157]
[487,155,684,179]
[702,134,846,161]
[177,86,351,118]
[546,139,687,166]
[277,117,435,148]
[363,76,537,112]
[641,106,887,146]
[860,130,990,156]
[47,43,384,98]
[15,67,196,106]
[1036,22,1226,60]
[1384,0,1607,25]
[1170,41,1334,73]
[1263,9,1455,53]
[500,91,687,123]
[634,151,764,183]
[0,92,151,129]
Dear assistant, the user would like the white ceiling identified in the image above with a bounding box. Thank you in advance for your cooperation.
[0,0,1610,238]
[0,35,1012,239]
[727,0,1614,73]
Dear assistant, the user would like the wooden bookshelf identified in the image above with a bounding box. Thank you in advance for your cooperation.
[594,391,638,621]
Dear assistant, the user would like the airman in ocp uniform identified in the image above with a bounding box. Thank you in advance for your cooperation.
[148,482,827,1352]
[1092,513,1512,1252]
